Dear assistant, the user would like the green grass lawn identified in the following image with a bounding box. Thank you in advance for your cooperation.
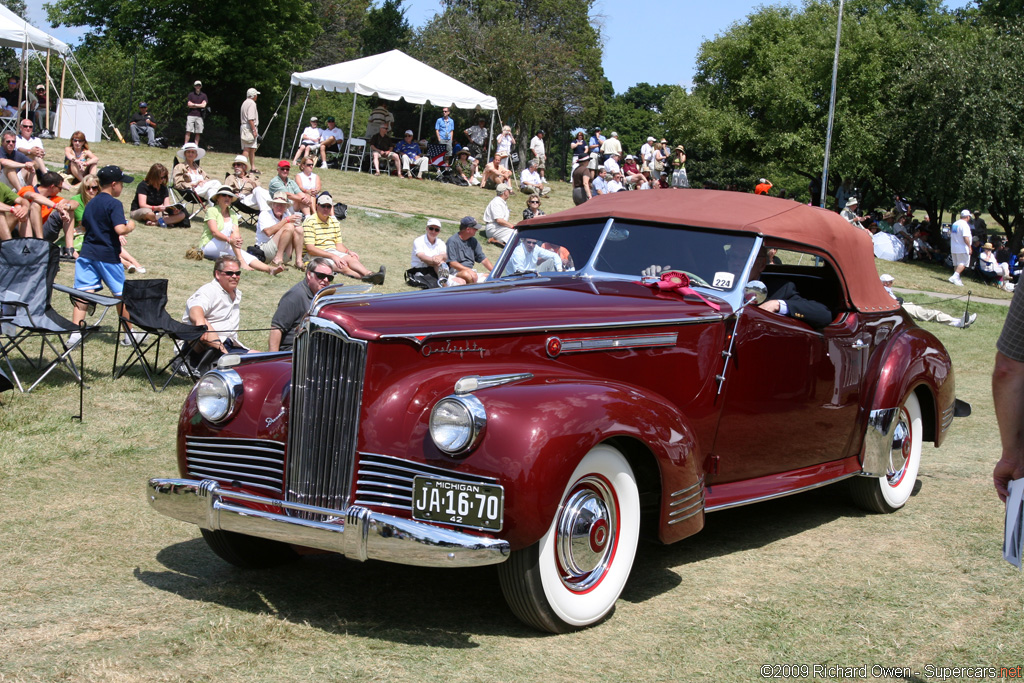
[0,138,1019,682]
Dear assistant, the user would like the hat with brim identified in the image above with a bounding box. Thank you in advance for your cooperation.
[179,142,205,160]
[880,274,894,283]
[674,145,685,153]
[210,185,236,199]
[846,197,859,207]
[460,216,478,230]
[495,183,510,194]
[269,191,290,205]
[983,242,994,250]
[232,155,249,169]
[316,193,334,206]
[456,148,470,157]
[426,217,442,228]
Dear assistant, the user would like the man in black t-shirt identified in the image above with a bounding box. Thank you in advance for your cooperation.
[268,258,335,352]
[128,102,158,146]
[185,80,207,146]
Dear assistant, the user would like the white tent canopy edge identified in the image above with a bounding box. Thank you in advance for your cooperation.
[282,50,498,164]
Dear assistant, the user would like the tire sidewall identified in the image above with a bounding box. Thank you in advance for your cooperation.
[536,444,640,628]
[879,392,923,509]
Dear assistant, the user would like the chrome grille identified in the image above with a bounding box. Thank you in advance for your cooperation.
[184,436,285,493]
[286,317,367,520]
[354,453,500,512]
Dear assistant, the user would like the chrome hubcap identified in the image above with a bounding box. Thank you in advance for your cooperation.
[886,410,911,486]
[555,476,617,592]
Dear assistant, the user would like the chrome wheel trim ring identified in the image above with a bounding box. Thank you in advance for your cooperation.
[555,475,618,592]
[887,408,912,487]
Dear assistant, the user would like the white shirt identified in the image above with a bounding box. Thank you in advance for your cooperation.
[15,135,42,153]
[529,135,545,157]
[520,167,542,187]
[296,170,318,191]
[950,219,971,254]
[300,126,322,144]
[183,279,242,344]
[483,195,510,231]
[606,178,624,193]
[411,233,447,268]
[603,157,621,175]
[256,207,294,246]
[509,243,561,273]
[321,125,343,142]
[640,142,653,163]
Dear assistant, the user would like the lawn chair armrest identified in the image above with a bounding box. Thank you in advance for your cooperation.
[54,284,121,325]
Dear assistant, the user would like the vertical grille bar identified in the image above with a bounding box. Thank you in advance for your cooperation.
[286,317,367,519]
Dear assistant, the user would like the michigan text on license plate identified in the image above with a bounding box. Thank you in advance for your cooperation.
[411,477,504,531]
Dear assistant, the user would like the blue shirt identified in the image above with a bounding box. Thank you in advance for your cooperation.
[592,176,609,195]
[588,135,605,153]
[395,139,421,159]
[80,191,125,263]
[435,116,454,142]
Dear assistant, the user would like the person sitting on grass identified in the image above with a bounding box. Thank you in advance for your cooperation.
[181,256,252,370]
[256,191,305,270]
[130,163,187,227]
[0,174,30,240]
[0,130,35,189]
[18,170,76,242]
[197,185,283,275]
[480,152,512,190]
[444,216,493,286]
[63,131,99,184]
[302,192,385,284]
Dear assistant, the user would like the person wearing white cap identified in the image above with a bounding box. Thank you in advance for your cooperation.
[880,274,976,327]
[199,184,284,275]
[483,183,515,246]
[640,136,655,171]
[303,192,385,284]
[240,87,261,172]
[256,191,305,269]
[172,142,220,202]
[395,130,428,179]
[185,80,207,146]
[408,217,450,287]
[948,209,974,286]
[293,116,324,166]
[601,130,622,159]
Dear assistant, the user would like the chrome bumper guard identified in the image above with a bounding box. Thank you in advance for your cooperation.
[147,478,510,567]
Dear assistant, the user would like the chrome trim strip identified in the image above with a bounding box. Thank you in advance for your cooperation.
[667,507,703,525]
[454,373,533,395]
[147,478,510,568]
[704,472,860,513]
[309,284,377,317]
[553,333,678,354]
[669,499,702,516]
[379,315,724,342]
[669,491,702,507]
[941,404,954,431]
[861,407,899,477]
[669,480,704,498]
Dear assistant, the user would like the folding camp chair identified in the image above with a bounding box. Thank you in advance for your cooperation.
[343,138,367,172]
[171,155,209,220]
[112,279,208,391]
[426,144,454,183]
[0,238,115,393]
[232,199,260,231]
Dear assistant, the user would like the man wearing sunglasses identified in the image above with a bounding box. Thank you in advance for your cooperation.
[0,131,35,189]
[268,257,335,352]
[15,119,47,175]
[407,217,449,288]
[182,256,250,360]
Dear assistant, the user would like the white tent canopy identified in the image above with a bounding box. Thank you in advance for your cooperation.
[282,50,498,160]
[0,4,70,55]
[290,50,497,110]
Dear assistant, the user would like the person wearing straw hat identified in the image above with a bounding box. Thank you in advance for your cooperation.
[172,142,219,202]
[223,154,265,208]
[199,184,283,275]
[979,241,1011,289]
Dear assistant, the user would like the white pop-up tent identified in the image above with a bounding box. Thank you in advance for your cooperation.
[282,50,498,159]
[0,4,71,132]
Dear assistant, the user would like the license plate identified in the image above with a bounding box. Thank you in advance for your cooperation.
[411,476,504,531]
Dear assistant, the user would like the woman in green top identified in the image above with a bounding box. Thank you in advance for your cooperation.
[198,185,283,275]
[71,173,147,273]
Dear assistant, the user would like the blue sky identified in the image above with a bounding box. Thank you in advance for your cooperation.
[28,0,973,94]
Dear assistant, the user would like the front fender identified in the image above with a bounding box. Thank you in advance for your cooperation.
[378,379,705,550]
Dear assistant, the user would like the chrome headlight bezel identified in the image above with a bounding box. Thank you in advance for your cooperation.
[429,394,487,456]
[195,369,244,424]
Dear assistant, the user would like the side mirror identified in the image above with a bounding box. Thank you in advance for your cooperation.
[745,280,767,305]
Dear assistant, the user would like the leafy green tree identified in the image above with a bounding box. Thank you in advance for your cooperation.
[361,0,412,56]
[304,0,370,69]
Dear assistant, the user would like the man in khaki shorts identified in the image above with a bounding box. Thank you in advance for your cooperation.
[240,87,260,172]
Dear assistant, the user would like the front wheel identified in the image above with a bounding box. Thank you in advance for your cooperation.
[200,529,299,569]
[498,444,640,633]
[850,392,923,513]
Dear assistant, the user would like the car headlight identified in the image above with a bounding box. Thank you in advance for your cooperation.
[430,395,487,455]
[195,369,243,423]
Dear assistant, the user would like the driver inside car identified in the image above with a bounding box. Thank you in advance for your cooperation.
[508,237,562,274]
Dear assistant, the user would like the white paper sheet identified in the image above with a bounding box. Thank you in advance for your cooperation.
[1003,478,1024,569]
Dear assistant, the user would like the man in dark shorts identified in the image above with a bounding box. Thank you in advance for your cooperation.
[267,258,335,352]
[68,165,136,346]
[993,287,1024,501]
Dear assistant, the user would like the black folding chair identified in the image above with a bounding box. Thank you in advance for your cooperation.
[0,238,114,392]
[426,144,454,183]
[111,279,208,391]
[232,199,260,231]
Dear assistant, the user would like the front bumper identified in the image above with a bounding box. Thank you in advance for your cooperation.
[147,478,510,567]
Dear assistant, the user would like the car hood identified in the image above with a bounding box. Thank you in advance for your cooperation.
[313,278,732,340]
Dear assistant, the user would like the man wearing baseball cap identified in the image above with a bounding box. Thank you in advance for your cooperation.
[185,80,207,146]
[949,208,973,287]
[408,217,449,287]
[240,87,261,172]
[445,216,493,285]
[302,192,385,284]
[128,101,158,146]
[395,130,428,179]
[69,166,137,345]
[293,116,323,166]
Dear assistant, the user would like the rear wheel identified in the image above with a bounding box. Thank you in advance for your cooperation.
[850,392,922,513]
[200,529,299,569]
[498,444,640,633]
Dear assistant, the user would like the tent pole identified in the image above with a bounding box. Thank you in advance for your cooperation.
[44,49,51,133]
[19,28,26,119]
[281,85,293,158]
[417,105,423,141]
[486,110,494,164]
[57,59,66,138]
[289,88,310,161]
[348,92,357,144]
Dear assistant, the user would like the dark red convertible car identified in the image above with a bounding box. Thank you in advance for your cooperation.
[148,190,966,633]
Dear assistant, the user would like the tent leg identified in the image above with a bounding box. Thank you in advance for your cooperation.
[486,110,495,163]
[289,89,310,161]
[57,59,66,139]
[281,86,292,159]
[348,92,357,144]
[417,105,423,141]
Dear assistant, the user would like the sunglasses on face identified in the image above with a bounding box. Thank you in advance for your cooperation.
[21,124,32,129]
[427,227,440,232]
[219,270,242,277]
[312,271,334,282]
[84,185,99,192]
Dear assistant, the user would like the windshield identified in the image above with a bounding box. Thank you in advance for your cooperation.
[496,221,757,293]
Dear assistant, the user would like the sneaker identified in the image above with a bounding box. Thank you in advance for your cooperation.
[127,264,137,274]
[963,312,977,328]
[437,262,451,287]
[66,331,82,348]
[321,161,329,169]
[948,274,963,286]
[121,330,148,346]
[136,266,146,274]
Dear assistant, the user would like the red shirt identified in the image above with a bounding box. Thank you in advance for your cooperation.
[755,182,772,195]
